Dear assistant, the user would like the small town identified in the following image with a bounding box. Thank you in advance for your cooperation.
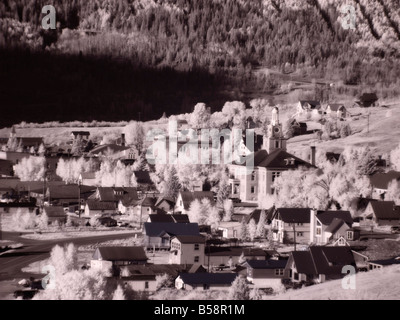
[1,0,400,303]
[1,100,399,301]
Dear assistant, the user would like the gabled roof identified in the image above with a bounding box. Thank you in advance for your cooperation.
[86,200,116,211]
[369,257,400,266]
[80,172,96,180]
[178,273,237,285]
[324,218,350,234]
[299,100,321,109]
[94,187,138,203]
[138,196,157,207]
[15,137,44,146]
[173,235,205,244]
[93,246,148,262]
[43,206,65,217]
[370,171,400,190]
[188,264,207,273]
[155,196,175,207]
[369,201,400,220]
[71,131,90,136]
[316,210,353,226]
[143,222,199,237]
[274,208,311,223]
[248,149,313,170]
[246,259,288,269]
[48,184,96,199]
[148,214,174,223]
[172,214,190,223]
[120,265,156,281]
[309,246,356,276]
[134,171,153,185]
[327,104,346,112]
[291,251,317,275]
[179,191,215,210]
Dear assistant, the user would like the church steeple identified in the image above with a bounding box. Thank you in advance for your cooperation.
[263,107,287,153]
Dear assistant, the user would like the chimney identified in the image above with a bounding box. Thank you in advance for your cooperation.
[121,133,126,147]
[310,146,316,166]
[309,208,317,244]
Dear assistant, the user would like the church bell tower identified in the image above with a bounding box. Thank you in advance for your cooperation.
[263,107,287,153]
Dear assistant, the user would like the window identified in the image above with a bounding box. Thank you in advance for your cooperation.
[275,269,284,276]
[297,232,303,237]
[194,256,199,263]
[346,231,353,240]
[251,186,255,194]
[251,171,256,181]
[145,281,149,289]
[203,284,210,290]
[297,223,303,226]
[316,227,322,236]
[194,244,199,251]
[272,172,281,182]
[275,140,280,148]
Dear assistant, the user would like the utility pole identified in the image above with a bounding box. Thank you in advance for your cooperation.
[78,180,81,218]
[367,111,370,134]
[292,221,297,252]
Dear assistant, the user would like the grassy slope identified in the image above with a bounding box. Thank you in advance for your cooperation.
[273,264,400,300]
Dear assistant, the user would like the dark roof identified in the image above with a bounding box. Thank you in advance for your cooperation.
[71,131,90,136]
[188,264,207,273]
[233,202,258,208]
[274,208,311,223]
[178,273,237,285]
[43,206,65,217]
[370,201,400,220]
[0,160,13,176]
[93,246,148,262]
[16,137,43,146]
[370,171,400,190]
[138,196,157,207]
[369,257,400,266]
[248,149,313,170]
[291,251,317,275]
[94,187,138,203]
[350,197,377,213]
[174,235,205,244]
[327,104,346,112]
[143,222,199,237]
[246,209,264,224]
[145,264,192,277]
[180,191,215,210]
[148,214,174,223]
[172,214,190,223]
[155,196,175,207]
[324,218,350,234]
[48,184,96,199]
[80,172,96,179]
[120,265,156,281]
[299,100,321,109]
[86,200,115,211]
[316,210,353,226]
[246,259,288,269]
[207,246,266,257]
[309,246,356,276]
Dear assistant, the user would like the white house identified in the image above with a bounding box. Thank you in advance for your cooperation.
[296,100,322,118]
[169,235,206,265]
[325,104,347,118]
[84,200,116,217]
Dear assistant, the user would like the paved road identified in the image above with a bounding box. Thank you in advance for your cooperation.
[0,231,139,282]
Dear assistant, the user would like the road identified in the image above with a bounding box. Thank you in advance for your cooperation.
[0,231,139,282]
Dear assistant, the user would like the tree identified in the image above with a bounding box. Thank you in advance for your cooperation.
[38,212,49,230]
[189,103,211,129]
[386,180,400,204]
[206,206,221,230]
[187,199,204,224]
[227,276,250,300]
[248,219,257,242]
[49,244,78,276]
[112,285,126,300]
[339,123,352,138]
[216,173,231,208]
[38,143,46,155]
[240,217,247,242]
[250,288,262,300]
[390,143,400,171]
[221,101,246,129]
[71,137,86,156]
[14,156,46,181]
[256,210,266,238]
[124,121,145,154]
[164,166,181,200]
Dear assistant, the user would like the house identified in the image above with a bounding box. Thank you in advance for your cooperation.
[133,196,157,222]
[0,202,37,214]
[78,172,96,186]
[325,104,347,118]
[0,151,30,165]
[325,152,341,163]
[174,191,215,214]
[43,206,66,224]
[205,247,267,267]
[370,171,400,200]
[0,159,14,177]
[368,257,400,270]
[244,259,288,289]
[8,127,44,151]
[118,265,157,292]
[47,184,96,207]
[228,108,313,201]
[71,131,90,141]
[270,208,312,244]
[91,246,148,274]
[363,201,400,226]
[154,196,175,213]
[90,186,138,205]
[84,200,116,217]
[289,119,308,136]
[310,209,353,244]
[89,144,133,160]
[296,100,322,117]
[175,273,237,291]
[169,235,206,265]
[142,222,200,249]
[217,221,242,239]
[285,246,357,283]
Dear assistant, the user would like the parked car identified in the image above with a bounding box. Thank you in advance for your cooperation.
[98,217,117,227]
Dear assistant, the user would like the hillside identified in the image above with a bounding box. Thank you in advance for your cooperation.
[273,264,400,300]
[0,0,400,125]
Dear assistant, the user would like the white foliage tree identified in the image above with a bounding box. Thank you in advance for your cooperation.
[227,276,250,300]
[223,199,234,222]
[248,218,257,241]
[390,143,400,171]
[189,103,211,129]
[112,285,126,300]
[14,156,46,181]
[124,121,145,154]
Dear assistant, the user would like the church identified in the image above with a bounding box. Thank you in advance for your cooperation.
[228,107,314,202]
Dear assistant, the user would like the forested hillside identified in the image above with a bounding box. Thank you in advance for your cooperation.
[0,0,399,125]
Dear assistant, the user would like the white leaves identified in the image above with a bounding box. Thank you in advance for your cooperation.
[13,156,46,181]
